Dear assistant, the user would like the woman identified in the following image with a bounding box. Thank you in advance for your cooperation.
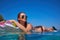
[10,12,32,33]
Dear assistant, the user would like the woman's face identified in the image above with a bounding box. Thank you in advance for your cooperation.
[18,13,27,22]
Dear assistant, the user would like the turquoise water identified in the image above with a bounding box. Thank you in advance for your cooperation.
[0,30,60,40]
[25,30,60,40]
[0,33,19,40]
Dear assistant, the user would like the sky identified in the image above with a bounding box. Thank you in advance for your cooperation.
[0,0,60,29]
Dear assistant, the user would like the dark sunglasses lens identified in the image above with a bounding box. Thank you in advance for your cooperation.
[22,15,24,19]
[21,15,27,19]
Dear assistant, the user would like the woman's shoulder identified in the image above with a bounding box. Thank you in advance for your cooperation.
[27,23,33,29]
[27,23,32,26]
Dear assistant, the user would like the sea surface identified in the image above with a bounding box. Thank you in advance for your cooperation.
[25,30,60,40]
[0,29,60,40]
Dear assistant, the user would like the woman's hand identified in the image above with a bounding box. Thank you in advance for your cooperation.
[9,20,27,32]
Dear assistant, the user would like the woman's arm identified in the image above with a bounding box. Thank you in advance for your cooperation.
[9,20,27,32]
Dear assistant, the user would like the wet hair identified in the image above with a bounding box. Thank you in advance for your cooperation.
[17,12,27,28]
[52,26,57,30]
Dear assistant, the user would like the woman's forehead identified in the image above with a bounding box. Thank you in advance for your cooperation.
[20,13,26,16]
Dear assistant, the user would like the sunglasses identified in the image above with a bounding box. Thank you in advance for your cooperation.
[21,15,27,19]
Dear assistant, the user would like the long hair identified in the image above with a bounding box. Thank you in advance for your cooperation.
[17,12,27,28]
